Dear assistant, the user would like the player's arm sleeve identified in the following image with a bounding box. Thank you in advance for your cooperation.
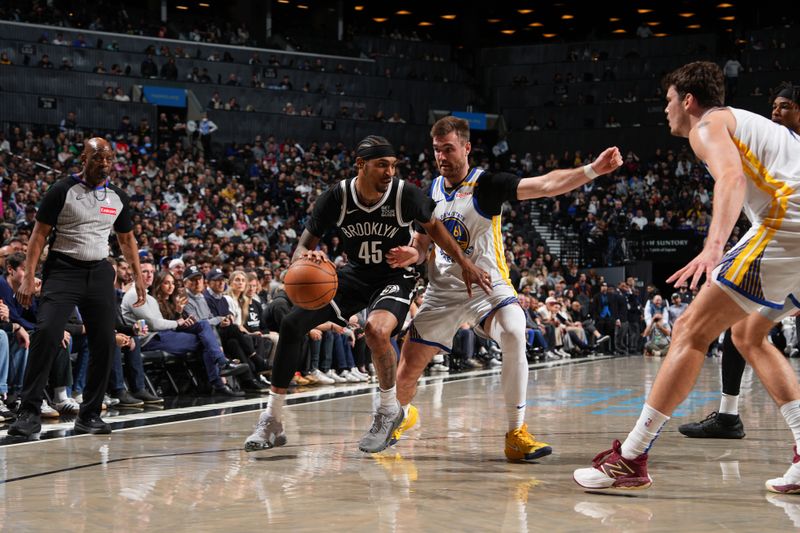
[111,186,134,233]
[474,172,522,217]
[35,178,71,226]
[305,183,343,237]
[401,182,436,227]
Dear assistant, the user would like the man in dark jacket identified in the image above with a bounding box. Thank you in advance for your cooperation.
[591,282,617,353]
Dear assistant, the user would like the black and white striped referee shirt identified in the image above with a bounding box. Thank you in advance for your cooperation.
[36,176,133,262]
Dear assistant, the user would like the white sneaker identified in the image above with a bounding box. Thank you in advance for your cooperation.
[325,369,347,383]
[349,367,369,382]
[556,348,571,358]
[0,399,14,422]
[104,394,120,407]
[54,397,81,415]
[341,370,362,383]
[72,392,83,403]
[487,358,502,368]
[244,412,287,452]
[430,363,450,372]
[545,350,561,360]
[41,399,60,418]
[311,369,335,385]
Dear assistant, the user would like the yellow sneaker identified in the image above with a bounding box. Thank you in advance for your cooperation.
[505,423,552,462]
[389,405,419,446]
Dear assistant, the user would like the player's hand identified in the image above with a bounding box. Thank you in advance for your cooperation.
[133,276,147,308]
[300,250,330,264]
[460,261,492,297]
[590,146,624,176]
[15,274,37,308]
[387,246,419,268]
[667,246,723,290]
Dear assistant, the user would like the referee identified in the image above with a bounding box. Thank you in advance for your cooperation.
[9,138,146,438]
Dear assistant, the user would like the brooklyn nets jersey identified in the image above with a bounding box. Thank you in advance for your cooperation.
[306,176,435,277]
[427,168,521,292]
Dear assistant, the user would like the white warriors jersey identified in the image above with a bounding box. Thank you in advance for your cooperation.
[727,107,800,231]
[427,167,514,293]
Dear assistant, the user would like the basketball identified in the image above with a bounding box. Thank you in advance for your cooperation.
[284,258,338,310]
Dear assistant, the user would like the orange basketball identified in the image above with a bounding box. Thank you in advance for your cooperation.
[284,258,338,310]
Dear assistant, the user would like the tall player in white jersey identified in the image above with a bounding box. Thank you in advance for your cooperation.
[388,116,623,461]
[574,61,800,494]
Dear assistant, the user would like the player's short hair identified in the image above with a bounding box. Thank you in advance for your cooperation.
[662,61,725,109]
[430,116,470,144]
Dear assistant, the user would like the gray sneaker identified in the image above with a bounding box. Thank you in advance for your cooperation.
[358,404,404,453]
[244,412,287,452]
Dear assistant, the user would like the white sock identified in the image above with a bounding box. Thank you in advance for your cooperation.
[719,393,739,415]
[265,392,286,420]
[781,400,800,450]
[54,387,69,402]
[401,404,410,418]
[379,386,398,413]
[488,305,528,432]
[620,403,670,459]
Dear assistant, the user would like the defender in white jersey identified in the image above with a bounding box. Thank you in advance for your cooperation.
[574,61,800,494]
[388,116,622,462]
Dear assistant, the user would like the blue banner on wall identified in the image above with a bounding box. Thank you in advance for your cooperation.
[142,86,186,107]
[452,111,488,130]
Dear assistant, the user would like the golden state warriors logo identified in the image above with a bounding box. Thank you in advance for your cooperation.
[442,216,473,255]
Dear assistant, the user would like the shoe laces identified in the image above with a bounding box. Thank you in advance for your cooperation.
[591,440,623,467]
[369,411,394,435]
[510,425,537,447]
[701,411,720,423]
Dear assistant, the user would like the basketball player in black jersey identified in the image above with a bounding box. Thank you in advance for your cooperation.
[245,135,491,453]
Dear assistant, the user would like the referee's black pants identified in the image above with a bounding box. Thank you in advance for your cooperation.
[20,253,116,420]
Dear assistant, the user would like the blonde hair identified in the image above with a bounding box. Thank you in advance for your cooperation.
[226,270,249,327]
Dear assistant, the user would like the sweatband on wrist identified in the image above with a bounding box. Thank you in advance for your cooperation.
[583,164,599,179]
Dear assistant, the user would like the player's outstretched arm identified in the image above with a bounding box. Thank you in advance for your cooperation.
[667,115,746,289]
[420,218,492,297]
[516,146,623,200]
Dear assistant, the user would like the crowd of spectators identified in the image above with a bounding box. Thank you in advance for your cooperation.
[1,89,797,422]
[1,1,254,47]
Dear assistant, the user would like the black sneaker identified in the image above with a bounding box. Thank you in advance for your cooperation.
[242,380,270,394]
[131,389,164,404]
[678,411,745,439]
[74,415,112,435]
[8,410,41,437]
[220,362,249,377]
[112,390,145,408]
[213,385,245,397]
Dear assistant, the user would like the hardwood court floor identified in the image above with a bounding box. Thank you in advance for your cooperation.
[2,356,800,532]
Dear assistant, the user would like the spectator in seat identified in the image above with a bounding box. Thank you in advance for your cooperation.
[121,261,247,397]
